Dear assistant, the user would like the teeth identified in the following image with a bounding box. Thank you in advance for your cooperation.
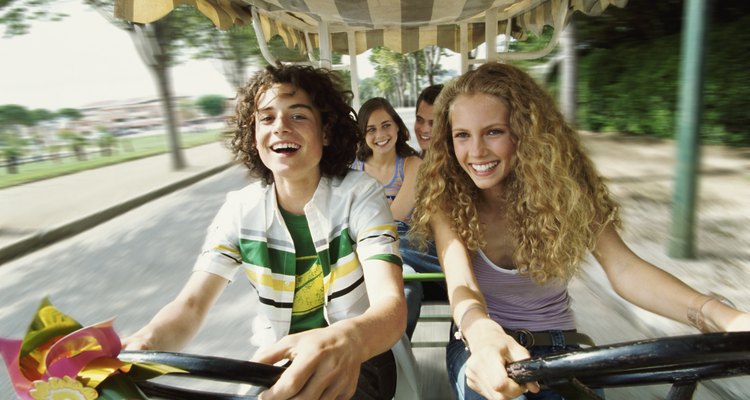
[472,161,499,172]
[271,143,300,151]
[419,135,430,141]
[375,139,390,146]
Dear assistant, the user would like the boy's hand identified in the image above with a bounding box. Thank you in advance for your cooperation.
[251,325,363,400]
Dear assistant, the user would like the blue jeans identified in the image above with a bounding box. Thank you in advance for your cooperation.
[446,331,604,400]
[397,221,443,339]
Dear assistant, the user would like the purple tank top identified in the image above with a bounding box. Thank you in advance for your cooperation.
[473,250,576,331]
[350,156,405,202]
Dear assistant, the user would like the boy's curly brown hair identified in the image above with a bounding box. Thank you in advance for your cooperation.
[228,64,359,183]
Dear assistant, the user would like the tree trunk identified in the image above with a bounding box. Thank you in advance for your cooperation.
[560,20,577,127]
[155,62,186,169]
[129,20,186,170]
[6,156,18,174]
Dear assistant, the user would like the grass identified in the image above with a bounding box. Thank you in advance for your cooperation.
[0,130,227,189]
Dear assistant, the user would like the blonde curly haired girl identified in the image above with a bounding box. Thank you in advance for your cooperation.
[409,62,750,400]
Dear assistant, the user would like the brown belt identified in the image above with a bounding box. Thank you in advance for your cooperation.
[505,329,595,349]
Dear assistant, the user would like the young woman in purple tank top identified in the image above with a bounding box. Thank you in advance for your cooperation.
[352,98,425,340]
[353,97,422,223]
[409,63,750,400]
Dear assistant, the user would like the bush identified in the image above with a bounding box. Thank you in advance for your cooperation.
[577,15,750,146]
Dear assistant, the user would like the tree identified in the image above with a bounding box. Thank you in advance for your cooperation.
[0,104,30,174]
[422,46,447,86]
[369,47,411,106]
[58,129,87,161]
[57,108,83,121]
[366,46,449,107]
[84,1,215,170]
[181,13,262,89]
[4,1,256,170]
[0,104,32,127]
[196,95,226,117]
[0,0,64,37]
[55,107,87,159]
[96,126,116,156]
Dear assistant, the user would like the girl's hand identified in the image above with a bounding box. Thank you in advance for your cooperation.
[703,299,750,332]
[464,319,541,400]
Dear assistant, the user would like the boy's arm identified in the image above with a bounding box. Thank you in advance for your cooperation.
[250,259,406,400]
[122,271,228,352]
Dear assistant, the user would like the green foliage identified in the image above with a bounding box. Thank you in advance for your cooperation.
[1,131,25,156]
[97,132,116,156]
[0,0,64,37]
[57,108,83,120]
[0,104,33,126]
[576,13,750,146]
[29,108,56,122]
[195,95,227,117]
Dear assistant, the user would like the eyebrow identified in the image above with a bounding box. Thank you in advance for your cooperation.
[367,117,393,127]
[257,103,315,112]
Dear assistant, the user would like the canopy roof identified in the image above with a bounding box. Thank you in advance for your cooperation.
[114,0,627,58]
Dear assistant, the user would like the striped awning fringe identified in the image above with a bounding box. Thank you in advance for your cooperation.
[114,0,628,54]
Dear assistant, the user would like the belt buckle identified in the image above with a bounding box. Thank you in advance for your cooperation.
[516,329,535,348]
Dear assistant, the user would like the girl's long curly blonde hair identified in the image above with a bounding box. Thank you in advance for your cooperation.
[410,62,620,284]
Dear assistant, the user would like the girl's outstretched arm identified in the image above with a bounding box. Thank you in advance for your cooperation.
[593,223,750,332]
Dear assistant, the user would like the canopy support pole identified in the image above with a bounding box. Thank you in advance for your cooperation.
[250,6,279,66]
[669,0,711,258]
[486,8,498,62]
[318,19,333,69]
[460,23,469,73]
[348,31,361,109]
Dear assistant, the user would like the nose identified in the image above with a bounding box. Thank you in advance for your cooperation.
[468,136,486,157]
[272,115,289,134]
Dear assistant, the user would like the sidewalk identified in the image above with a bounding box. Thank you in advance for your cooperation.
[0,141,236,265]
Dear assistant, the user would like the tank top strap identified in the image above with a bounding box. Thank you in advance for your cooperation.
[350,159,365,171]
[395,155,406,181]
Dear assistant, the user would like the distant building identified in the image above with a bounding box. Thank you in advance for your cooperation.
[72,96,232,137]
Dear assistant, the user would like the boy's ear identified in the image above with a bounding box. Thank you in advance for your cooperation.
[322,122,332,146]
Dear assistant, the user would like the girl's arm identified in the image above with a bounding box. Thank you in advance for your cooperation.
[431,211,540,398]
[593,223,750,332]
[390,156,422,222]
[122,270,228,351]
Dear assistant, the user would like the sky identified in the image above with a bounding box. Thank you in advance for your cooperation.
[0,1,389,112]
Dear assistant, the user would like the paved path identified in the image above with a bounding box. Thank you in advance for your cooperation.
[0,141,236,265]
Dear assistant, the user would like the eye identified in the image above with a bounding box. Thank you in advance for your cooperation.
[257,114,273,123]
[382,122,392,129]
[366,127,376,134]
[291,113,308,120]
[452,131,469,139]
[488,128,507,136]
